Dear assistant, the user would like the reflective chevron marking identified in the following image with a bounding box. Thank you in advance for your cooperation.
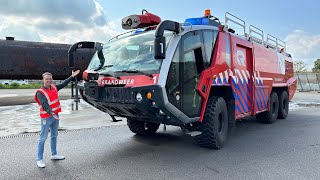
[211,69,268,114]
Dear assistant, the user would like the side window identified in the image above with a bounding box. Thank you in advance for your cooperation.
[203,30,218,66]
[183,50,197,81]
[165,32,204,117]
[183,32,203,76]
[181,32,203,117]
[225,33,231,67]
[166,43,180,96]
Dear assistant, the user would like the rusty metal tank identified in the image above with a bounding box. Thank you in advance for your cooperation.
[0,37,96,80]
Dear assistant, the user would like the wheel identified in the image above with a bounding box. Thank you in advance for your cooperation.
[256,92,279,123]
[127,118,160,135]
[194,96,228,149]
[278,91,289,119]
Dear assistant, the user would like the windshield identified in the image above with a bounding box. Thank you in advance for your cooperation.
[87,30,173,74]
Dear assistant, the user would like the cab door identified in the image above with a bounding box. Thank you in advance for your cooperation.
[231,42,254,117]
[165,31,206,118]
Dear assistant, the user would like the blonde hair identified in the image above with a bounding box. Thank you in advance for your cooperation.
[42,72,52,78]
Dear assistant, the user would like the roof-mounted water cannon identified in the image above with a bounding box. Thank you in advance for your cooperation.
[121,9,161,30]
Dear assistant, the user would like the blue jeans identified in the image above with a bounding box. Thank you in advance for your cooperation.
[37,115,59,161]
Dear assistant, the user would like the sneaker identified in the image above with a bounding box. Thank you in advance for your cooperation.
[51,154,65,160]
[37,160,46,168]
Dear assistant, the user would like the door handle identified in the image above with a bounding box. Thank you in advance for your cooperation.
[174,91,180,101]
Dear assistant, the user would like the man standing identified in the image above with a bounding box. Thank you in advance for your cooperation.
[34,70,80,168]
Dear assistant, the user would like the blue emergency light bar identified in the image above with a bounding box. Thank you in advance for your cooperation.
[185,17,210,25]
[184,17,221,27]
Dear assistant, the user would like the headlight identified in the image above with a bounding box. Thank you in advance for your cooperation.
[136,92,142,102]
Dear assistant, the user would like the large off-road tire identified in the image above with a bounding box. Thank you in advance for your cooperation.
[194,96,228,149]
[127,118,160,135]
[256,92,279,123]
[277,91,289,119]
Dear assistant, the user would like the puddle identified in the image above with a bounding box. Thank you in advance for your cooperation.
[294,101,320,108]
[0,98,318,137]
[0,99,126,137]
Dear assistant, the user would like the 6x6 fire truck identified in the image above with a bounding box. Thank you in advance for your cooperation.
[68,9,297,149]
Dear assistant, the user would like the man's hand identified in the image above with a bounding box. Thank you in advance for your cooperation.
[72,70,80,77]
[52,114,60,120]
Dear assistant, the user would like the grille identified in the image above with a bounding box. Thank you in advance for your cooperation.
[103,87,134,103]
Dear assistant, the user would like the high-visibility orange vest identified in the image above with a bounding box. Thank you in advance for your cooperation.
[34,85,62,118]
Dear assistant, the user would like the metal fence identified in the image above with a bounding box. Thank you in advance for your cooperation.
[295,73,320,92]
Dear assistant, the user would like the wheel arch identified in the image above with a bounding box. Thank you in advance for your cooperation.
[272,86,289,100]
[208,86,235,127]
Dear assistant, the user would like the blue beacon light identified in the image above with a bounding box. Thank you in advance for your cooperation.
[184,9,220,27]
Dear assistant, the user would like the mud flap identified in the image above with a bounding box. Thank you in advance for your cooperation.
[286,77,297,101]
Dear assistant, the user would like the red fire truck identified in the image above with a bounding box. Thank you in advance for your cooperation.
[68,9,297,149]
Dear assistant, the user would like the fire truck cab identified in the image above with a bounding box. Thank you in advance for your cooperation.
[68,9,297,149]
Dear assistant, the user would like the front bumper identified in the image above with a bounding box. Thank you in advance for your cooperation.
[80,82,198,126]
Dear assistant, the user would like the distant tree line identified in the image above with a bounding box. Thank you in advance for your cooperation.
[294,58,320,73]
[312,59,320,73]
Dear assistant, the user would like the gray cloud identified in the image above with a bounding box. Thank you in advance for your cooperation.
[0,23,41,41]
[94,15,107,26]
[0,0,122,44]
[285,30,320,70]
[36,21,84,32]
[0,0,106,27]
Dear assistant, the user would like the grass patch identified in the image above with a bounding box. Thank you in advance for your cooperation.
[0,83,72,89]
[0,83,42,89]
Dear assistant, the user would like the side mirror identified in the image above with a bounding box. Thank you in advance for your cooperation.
[154,20,180,60]
[68,41,102,68]
[154,36,166,59]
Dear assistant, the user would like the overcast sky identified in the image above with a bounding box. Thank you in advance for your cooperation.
[0,0,319,69]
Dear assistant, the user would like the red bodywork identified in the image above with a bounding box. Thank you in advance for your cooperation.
[83,70,159,87]
[82,24,296,123]
[197,30,296,122]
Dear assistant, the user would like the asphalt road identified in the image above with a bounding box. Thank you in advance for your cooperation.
[0,108,320,180]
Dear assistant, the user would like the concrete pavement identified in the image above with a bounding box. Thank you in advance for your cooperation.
[1,109,320,180]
